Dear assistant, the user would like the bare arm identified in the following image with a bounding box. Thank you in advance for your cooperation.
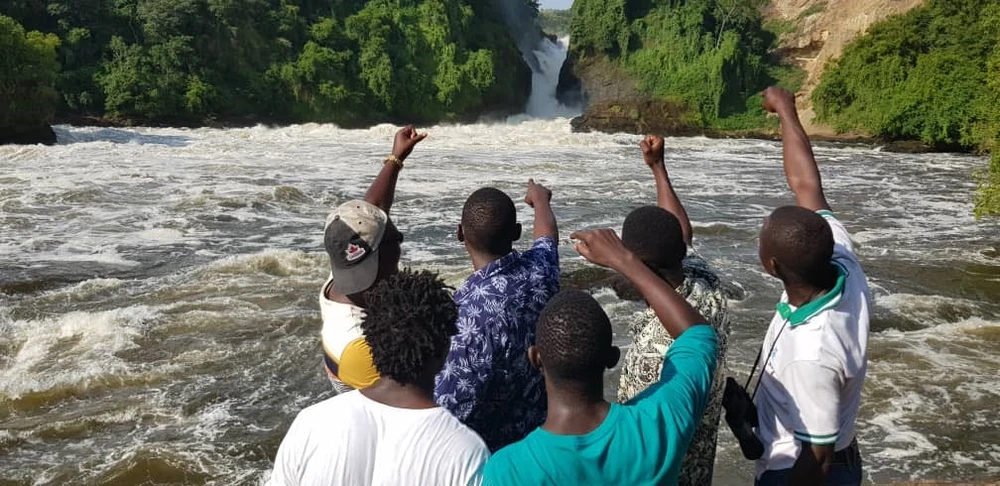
[364,125,427,213]
[571,229,706,338]
[762,87,831,212]
[789,443,834,486]
[525,179,557,240]
[642,135,693,246]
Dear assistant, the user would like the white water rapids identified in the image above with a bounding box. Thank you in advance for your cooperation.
[1,120,999,484]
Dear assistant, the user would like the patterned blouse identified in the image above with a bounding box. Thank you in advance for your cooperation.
[435,237,560,452]
[618,254,730,486]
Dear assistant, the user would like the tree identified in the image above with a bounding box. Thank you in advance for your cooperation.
[813,0,996,148]
[0,15,61,129]
[0,0,532,125]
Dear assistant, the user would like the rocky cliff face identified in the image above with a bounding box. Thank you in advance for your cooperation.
[767,0,927,134]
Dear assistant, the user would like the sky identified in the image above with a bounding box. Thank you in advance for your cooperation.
[540,0,573,9]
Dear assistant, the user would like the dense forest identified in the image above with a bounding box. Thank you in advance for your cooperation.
[0,0,537,129]
[539,9,571,37]
[564,0,793,130]
[811,0,1000,216]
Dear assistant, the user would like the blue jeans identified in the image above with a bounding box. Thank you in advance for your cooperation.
[755,461,863,486]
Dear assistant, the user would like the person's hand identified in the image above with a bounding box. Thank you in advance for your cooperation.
[640,135,665,168]
[524,179,552,208]
[391,125,428,161]
[570,229,634,270]
[761,86,796,114]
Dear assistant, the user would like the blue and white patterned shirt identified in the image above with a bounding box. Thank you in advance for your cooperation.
[435,236,560,451]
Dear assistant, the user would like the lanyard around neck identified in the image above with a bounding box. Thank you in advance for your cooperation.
[745,319,791,401]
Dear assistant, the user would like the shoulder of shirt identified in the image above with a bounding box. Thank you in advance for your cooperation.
[682,252,707,265]
[319,291,363,313]
[524,236,557,256]
[296,391,362,422]
[486,441,524,467]
[439,411,491,452]
[682,324,717,338]
[676,324,717,345]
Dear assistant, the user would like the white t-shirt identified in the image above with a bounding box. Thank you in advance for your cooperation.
[755,210,871,477]
[268,390,489,486]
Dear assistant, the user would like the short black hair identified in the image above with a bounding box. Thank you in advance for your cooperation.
[536,290,612,383]
[761,206,834,278]
[622,206,687,271]
[461,187,517,255]
[360,269,458,386]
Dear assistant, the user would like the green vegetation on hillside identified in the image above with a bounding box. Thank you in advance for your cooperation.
[0,1,531,127]
[0,16,60,130]
[567,0,797,130]
[539,9,571,37]
[812,0,1000,216]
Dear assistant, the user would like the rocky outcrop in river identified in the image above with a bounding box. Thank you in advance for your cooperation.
[0,124,56,146]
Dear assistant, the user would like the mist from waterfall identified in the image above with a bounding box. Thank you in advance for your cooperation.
[525,36,579,118]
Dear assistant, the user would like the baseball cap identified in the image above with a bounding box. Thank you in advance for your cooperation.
[324,200,388,295]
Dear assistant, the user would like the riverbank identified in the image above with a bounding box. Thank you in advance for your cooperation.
[567,99,976,154]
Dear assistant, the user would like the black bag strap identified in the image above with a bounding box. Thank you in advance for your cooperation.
[745,319,790,401]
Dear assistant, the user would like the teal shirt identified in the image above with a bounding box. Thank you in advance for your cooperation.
[483,325,718,486]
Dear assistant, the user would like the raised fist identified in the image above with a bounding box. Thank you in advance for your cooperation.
[392,125,428,161]
[640,135,665,167]
[761,86,796,114]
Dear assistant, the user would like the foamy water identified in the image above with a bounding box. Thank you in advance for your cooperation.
[1,120,998,484]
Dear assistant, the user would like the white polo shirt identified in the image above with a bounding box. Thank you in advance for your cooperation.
[755,211,871,477]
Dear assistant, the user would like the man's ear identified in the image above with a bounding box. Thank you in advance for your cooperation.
[607,346,621,369]
[769,257,785,280]
[527,345,542,370]
[513,223,523,242]
[457,224,464,243]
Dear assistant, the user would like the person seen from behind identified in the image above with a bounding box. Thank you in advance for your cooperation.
[618,135,731,485]
[729,86,870,486]
[435,180,560,451]
[319,126,426,393]
[483,228,718,485]
[269,270,489,486]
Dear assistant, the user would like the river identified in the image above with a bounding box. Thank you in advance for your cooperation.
[1,120,998,484]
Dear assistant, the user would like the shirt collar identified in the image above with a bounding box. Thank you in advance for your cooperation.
[776,262,848,327]
[456,251,520,296]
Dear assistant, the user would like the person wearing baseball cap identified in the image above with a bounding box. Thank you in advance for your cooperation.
[319,125,427,393]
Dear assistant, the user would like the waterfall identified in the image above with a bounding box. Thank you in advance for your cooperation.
[525,36,578,118]
[489,1,577,118]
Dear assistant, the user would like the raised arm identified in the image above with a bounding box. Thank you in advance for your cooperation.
[762,87,830,212]
[571,229,706,338]
[642,135,693,246]
[364,125,427,213]
[524,179,557,241]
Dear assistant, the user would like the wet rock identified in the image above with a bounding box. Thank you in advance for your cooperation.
[571,99,704,136]
[0,124,56,145]
[561,266,644,302]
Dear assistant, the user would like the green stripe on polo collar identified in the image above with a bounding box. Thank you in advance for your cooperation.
[776,262,848,327]
[794,430,839,445]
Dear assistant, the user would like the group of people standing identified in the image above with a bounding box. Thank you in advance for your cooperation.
[266,87,872,486]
